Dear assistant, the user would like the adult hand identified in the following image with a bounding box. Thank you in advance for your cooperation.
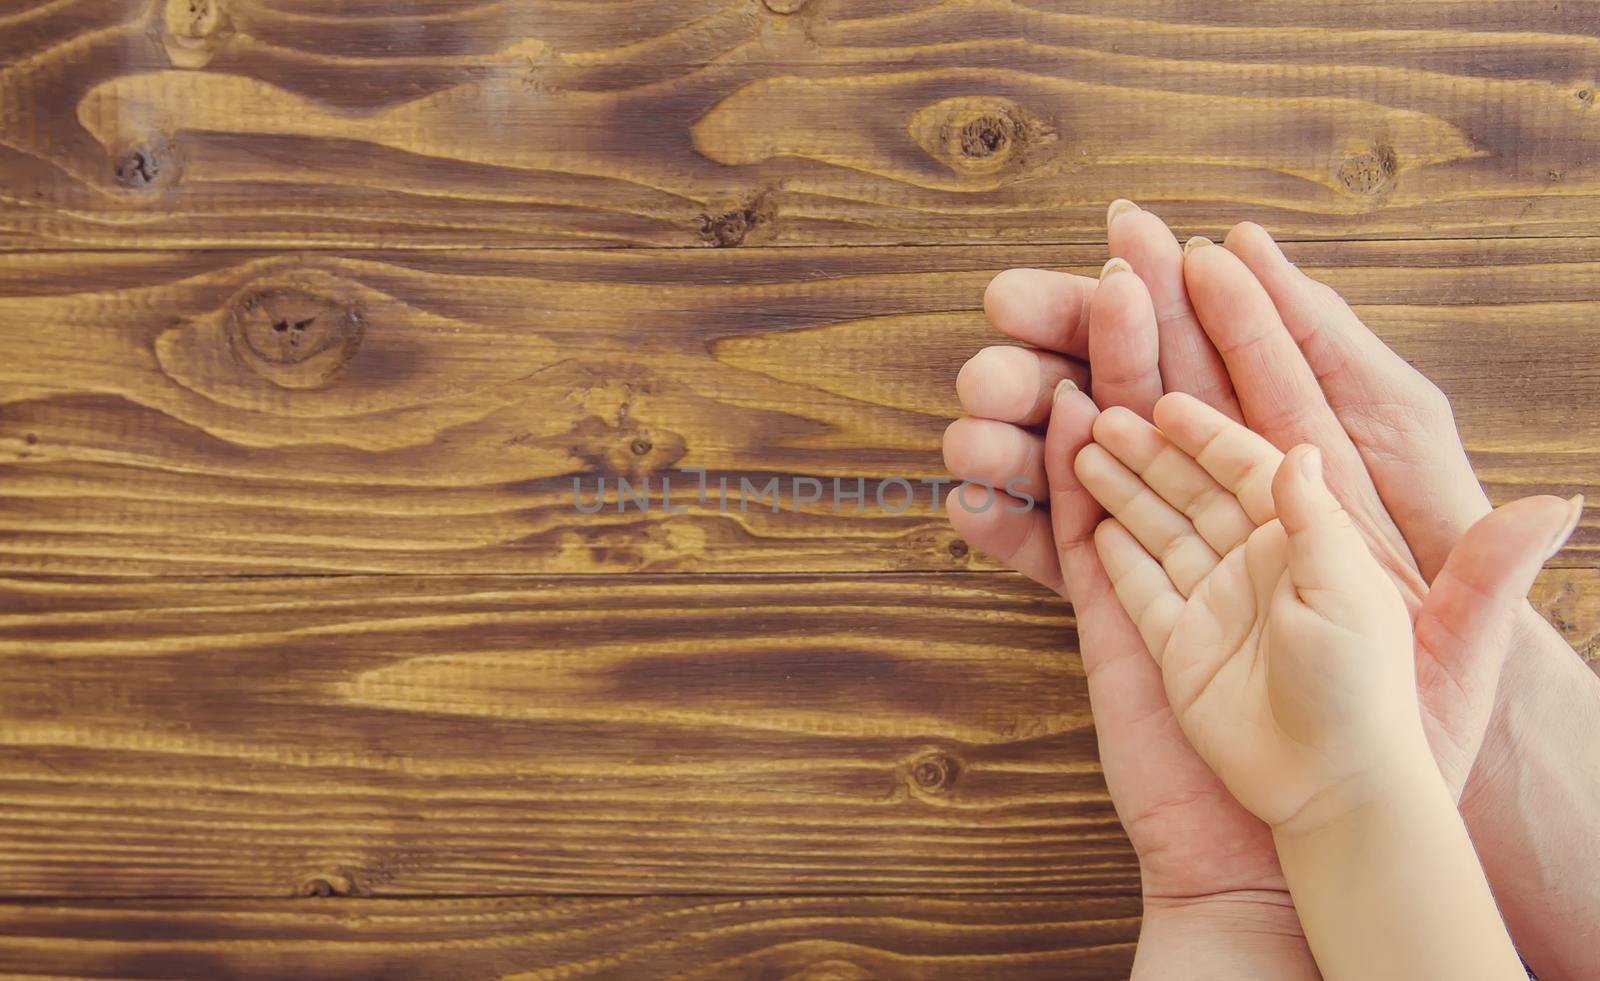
[947,201,1600,979]
[944,233,1320,978]
[1176,227,1578,797]
[1194,216,1598,979]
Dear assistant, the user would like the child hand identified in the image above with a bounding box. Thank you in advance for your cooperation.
[1073,392,1428,832]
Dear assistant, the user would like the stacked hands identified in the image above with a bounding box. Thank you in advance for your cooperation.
[943,201,1599,980]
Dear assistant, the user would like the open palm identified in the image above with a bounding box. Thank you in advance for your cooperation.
[1095,488,1414,829]
[1153,524,1318,825]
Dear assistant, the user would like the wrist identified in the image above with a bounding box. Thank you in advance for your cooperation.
[1270,755,1526,981]
[1458,603,1600,980]
[1270,759,1455,869]
[1270,743,1443,846]
[1460,602,1599,821]
[1142,888,1299,919]
[1135,890,1318,981]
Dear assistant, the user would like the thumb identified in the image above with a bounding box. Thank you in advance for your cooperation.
[1415,493,1583,705]
[1271,443,1381,624]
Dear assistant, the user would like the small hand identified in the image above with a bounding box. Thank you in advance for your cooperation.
[1079,389,1581,800]
[1082,394,1422,828]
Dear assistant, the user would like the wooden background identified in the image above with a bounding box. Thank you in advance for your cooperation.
[2,0,1598,977]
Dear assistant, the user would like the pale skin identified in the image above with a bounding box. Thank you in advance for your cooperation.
[944,202,1600,977]
[1079,391,1567,979]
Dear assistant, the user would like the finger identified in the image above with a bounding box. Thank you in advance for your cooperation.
[1183,240,1424,595]
[956,345,1090,426]
[1044,378,1251,848]
[1152,391,1283,526]
[1091,404,1257,557]
[1044,380,1104,551]
[1224,221,1491,581]
[1089,260,1164,418]
[1107,201,1243,420]
[944,486,1064,596]
[943,417,1046,505]
[984,268,1095,358]
[1182,241,1351,453]
[1413,494,1583,793]
[1094,517,1185,662]
[1074,442,1222,596]
[1273,445,1390,624]
[1042,378,1124,628]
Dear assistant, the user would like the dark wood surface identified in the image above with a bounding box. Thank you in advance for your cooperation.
[0,895,1142,979]
[2,1,1599,977]
[0,574,1126,897]
[3,0,1600,248]
[2,239,1596,577]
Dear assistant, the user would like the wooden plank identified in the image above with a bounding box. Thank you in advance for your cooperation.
[2,0,1599,248]
[1,239,1596,576]
[0,895,1141,979]
[0,572,1131,897]
[0,571,1594,898]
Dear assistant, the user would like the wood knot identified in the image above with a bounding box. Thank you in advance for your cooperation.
[761,0,809,12]
[298,874,353,898]
[947,539,969,560]
[697,194,773,247]
[226,286,364,389]
[909,751,959,793]
[959,116,1011,158]
[910,97,1054,181]
[1336,145,1397,196]
[630,437,653,456]
[163,0,229,67]
[165,0,222,39]
[113,137,178,192]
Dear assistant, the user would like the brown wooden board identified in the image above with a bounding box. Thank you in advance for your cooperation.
[1,239,1595,576]
[2,0,1599,248]
[0,894,1141,979]
[5,3,1600,971]
[0,573,1126,898]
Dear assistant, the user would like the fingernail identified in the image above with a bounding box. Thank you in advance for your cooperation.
[1546,494,1585,560]
[1300,446,1322,484]
[1183,236,1213,256]
[1106,198,1140,228]
[1100,257,1133,280]
[1053,378,1079,403]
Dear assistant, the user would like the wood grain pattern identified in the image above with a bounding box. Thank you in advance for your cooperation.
[0,572,1127,897]
[1,570,1594,899]
[2,0,1599,248]
[5,1,1599,974]
[1,238,1596,576]
[0,895,1141,979]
